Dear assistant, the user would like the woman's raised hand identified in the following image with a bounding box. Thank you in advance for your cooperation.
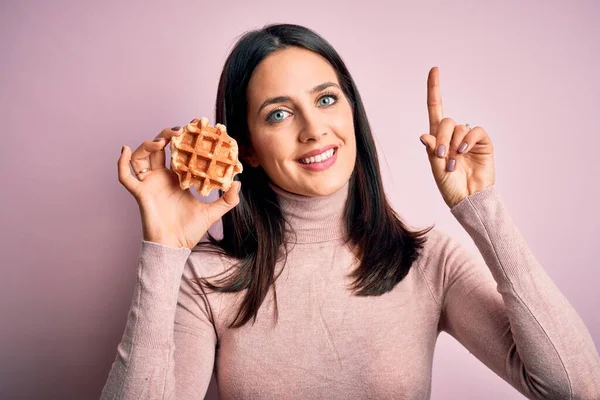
[117,124,241,249]
[419,67,495,209]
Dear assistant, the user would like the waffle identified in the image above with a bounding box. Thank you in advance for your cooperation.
[170,117,243,196]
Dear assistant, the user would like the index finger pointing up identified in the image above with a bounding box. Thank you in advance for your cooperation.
[427,66,444,136]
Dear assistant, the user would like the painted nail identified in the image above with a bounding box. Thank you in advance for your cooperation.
[437,144,446,158]
[190,118,198,123]
[153,138,164,142]
[447,159,456,172]
[420,137,427,147]
[121,145,125,154]
[458,142,468,153]
[171,126,181,131]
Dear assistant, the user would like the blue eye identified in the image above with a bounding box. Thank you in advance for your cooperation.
[318,93,338,106]
[266,109,290,123]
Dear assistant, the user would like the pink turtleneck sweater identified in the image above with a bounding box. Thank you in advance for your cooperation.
[100,182,600,399]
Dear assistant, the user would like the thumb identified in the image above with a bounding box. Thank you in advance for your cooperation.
[205,181,241,224]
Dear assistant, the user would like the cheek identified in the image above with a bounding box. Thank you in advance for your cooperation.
[338,107,357,155]
[333,104,354,134]
[254,136,290,166]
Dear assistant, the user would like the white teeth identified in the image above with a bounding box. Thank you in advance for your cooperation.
[301,148,335,164]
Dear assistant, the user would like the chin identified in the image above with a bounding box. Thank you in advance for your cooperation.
[287,169,351,196]
[305,179,348,196]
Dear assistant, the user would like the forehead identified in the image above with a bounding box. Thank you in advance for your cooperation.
[247,47,339,101]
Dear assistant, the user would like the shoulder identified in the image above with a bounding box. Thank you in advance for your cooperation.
[417,227,463,268]
[415,227,477,287]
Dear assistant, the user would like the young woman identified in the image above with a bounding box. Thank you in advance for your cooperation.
[103,24,600,399]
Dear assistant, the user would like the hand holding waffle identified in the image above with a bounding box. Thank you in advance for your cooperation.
[117,118,243,249]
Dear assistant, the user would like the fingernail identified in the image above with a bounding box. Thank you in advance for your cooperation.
[171,126,181,131]
[437,144,446,158]
[420,137,427,147]
[447,159,456,171]
[121,146,125,154]
[458,142,468,153]
[153,138,164,142]
[190,118,198,123]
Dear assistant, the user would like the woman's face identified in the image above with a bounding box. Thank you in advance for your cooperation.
[245,46,356,197]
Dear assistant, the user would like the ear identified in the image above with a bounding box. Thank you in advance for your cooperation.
[240,144,260,168]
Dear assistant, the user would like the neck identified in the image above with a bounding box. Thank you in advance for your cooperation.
[268,181,349,244]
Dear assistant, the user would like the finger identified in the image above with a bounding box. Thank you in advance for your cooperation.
[425,118,455,178]
[434,118,455,159]
[445,124,472,172]
[458,126,489,154]
[158,125,184,142]
[204,181,241,225]
[130,131,176,173]
[129,139,157,173]
[148,138,166,170]
[130,126,181,162]
[150,126,183,169]
[118,146,141,195]
[427,66,444,136]
[420,134,434,155]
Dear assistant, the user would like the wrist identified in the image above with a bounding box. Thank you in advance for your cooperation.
[143,234,185,249]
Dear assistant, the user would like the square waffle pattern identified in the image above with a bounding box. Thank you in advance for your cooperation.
[170,118,243,196]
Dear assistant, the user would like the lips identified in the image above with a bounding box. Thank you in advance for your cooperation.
[296,144,338,161]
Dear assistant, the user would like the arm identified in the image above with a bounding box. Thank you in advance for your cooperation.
[100,241,217,400]
[439,185,600,399]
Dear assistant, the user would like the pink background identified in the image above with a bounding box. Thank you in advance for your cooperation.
[1,1,598,399]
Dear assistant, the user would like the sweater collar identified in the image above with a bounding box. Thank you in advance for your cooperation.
[268,181,349,244]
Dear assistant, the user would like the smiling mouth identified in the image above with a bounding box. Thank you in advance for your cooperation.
[297,148,338,164]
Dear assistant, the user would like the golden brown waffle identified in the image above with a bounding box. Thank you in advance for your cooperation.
[170,117,243,196]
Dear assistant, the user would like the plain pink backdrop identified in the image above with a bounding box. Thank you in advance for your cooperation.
[1,1,598,399]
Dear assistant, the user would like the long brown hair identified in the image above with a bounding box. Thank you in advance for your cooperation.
[193,23,434,329]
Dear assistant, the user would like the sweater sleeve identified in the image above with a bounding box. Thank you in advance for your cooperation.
[437,185,600,400]
[100,240,218,400]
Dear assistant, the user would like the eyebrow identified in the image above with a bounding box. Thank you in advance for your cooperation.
[257,81,340,115]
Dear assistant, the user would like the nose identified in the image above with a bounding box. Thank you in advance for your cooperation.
[298,109,328,143]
